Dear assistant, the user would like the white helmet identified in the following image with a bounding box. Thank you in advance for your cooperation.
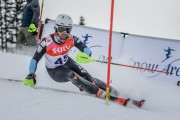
[55,14,73,33]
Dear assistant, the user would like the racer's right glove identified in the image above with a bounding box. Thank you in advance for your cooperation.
[22,73,36,88]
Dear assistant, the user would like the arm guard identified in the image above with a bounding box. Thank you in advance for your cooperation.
[73,36,92,56]
[29,38,46,73]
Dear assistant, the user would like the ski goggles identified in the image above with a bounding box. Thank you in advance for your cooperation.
[57,26,72,34]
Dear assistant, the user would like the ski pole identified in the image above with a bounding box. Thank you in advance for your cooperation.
[76,52,169,74]
[0,77,22,82]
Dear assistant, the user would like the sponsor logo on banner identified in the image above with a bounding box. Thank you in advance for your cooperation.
[162,47,176,62]
[82,33,102,48]
[70,33,103,54]
[129,47,180,78]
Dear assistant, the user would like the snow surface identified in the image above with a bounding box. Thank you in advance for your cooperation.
[0,51,180,120]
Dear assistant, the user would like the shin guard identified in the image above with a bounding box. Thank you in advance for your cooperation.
[69,73,99,94]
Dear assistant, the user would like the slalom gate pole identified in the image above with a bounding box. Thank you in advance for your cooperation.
[106,0,114,102]
[36,0,44,43]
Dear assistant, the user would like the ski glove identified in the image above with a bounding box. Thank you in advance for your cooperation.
[28,23,37,32]
[23,73,36,88]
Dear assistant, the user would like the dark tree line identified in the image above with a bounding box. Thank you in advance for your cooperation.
[0,0,25,51]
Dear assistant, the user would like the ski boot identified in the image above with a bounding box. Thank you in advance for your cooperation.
[115,98,130,106]
[132,100,145,108]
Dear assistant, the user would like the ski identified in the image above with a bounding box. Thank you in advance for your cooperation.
[37,87,146,108]
[0,77,145,108]
[111,96,145,108]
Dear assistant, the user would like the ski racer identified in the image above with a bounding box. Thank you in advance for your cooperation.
[22,14,144,107]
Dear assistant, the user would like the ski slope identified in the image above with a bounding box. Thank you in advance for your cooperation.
[0,52,180,120]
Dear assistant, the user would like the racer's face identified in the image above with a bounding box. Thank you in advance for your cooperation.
[57,26,72,41]
[57,31,68,41]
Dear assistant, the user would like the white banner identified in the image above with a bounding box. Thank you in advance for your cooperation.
[120,35,180,83]
[42,19,180,83]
